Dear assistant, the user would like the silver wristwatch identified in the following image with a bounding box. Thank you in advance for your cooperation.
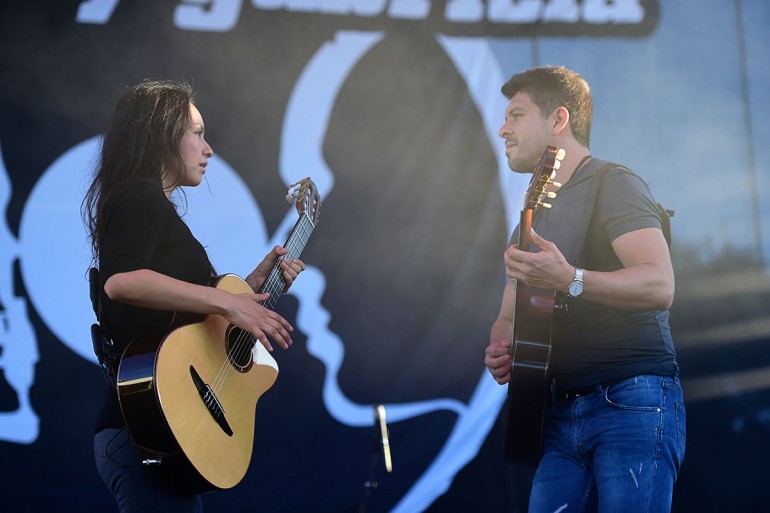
[567,267,584,298]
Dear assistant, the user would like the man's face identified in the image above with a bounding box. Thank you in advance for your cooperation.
[498,92,551,174]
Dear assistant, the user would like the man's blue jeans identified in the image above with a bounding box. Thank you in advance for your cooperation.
[528,375,686,513]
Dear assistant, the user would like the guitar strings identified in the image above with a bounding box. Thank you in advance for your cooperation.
[208,213,314,399]
[189,185,318,411]
[209,263,285,397]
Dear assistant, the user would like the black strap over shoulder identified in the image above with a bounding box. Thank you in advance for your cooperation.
[593,162,674,248]
[88,267,119,385]
[88,267,102,322]
[658,204,674,247]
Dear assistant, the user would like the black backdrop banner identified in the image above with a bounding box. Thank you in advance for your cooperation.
[2,1,770,511]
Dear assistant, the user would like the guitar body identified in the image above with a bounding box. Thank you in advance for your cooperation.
[503,283,556,464]
[502,146,564,465]
[117,274,279,493]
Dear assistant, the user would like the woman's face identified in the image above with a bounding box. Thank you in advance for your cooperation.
[173,103,213,191]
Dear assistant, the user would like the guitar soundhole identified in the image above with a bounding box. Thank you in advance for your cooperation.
[226,327,254,373]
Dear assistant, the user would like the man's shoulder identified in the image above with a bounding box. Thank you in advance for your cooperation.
[585,158,636,178]
[579,159,651,193]
[563,158,643,193]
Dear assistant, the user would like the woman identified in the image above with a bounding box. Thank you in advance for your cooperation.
[82,79,304,512]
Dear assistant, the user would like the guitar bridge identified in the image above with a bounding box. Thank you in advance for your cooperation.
[189,366,234,437]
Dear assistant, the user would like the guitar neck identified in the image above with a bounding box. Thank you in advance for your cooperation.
[518,208,534,252]
[258,211,315,311]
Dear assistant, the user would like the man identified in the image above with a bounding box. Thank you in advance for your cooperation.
[484,66,685,512]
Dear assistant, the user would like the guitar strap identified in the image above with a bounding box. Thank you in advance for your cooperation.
[579,160,673,255]
[88,267,120,386]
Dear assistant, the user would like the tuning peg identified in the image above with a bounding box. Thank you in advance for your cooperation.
[545,191,557,199]
[285,180,304,203]
[551,181,562,188]
[556,148,566,160]
[285,185,296,201]
[553,160,561,170]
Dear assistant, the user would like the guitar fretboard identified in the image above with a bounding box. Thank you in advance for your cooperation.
[258,211,315,311]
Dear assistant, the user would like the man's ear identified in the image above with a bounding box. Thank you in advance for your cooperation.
[552,106,570,135]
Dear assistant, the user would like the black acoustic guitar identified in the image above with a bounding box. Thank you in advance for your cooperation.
[503,146,564,465]
[116,178,320,493]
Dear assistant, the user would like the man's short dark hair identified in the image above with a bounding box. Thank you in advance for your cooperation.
[501,66,593,148]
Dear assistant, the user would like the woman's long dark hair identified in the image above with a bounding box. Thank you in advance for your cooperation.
[82,79,195,261]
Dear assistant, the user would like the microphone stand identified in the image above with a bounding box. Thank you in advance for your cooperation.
[358,404,392,513]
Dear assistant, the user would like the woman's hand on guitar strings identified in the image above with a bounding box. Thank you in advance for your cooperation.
[222,291,294,352]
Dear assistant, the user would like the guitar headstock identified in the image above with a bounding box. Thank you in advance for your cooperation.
[523,145,565,212]
[286,177,321,226]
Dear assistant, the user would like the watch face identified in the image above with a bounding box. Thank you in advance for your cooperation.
[569,281,583,297]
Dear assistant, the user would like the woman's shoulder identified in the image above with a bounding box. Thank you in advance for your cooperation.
[102,179,168,217]
[110,179,165,204]
[116,179,164,196]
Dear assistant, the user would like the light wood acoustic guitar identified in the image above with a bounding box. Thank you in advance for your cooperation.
[117,178,320,492]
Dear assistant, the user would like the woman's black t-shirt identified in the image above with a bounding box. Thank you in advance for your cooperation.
[96,180,213,431]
